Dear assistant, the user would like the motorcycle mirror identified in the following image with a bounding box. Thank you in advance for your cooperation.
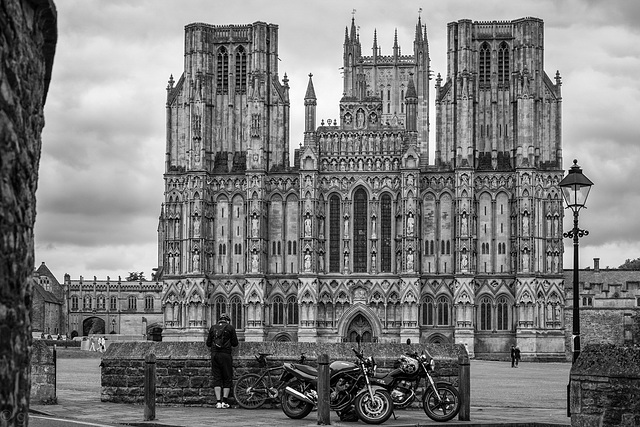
[406,338,411,345]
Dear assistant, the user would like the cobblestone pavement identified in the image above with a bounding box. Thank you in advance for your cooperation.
[30,354,571,426]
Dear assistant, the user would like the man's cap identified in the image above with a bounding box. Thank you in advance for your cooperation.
[219,313,231,322]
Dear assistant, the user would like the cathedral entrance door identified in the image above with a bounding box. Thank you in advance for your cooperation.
[345,313,373,342]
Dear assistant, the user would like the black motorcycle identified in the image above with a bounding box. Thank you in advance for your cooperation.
[369,340,461,422]
[279,347,394,424]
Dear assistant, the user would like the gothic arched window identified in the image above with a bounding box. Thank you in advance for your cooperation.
[214,296,226,321]
[329,195,340,272]
[286,296,298,325]
[498,42,509,87]
[497,296,509,330]
[479,42,491,89]
[217,47,229,94]
[422,296,435,326]
[353,188,368,272]
[480,296,492,330]
[145,295,154,311]
[381,194,392,272]
[71,295,78,311]
[235,46,247,93]
[272,296,284,325]
[110,296,117,311]
[230,296,243,329]
[437,296,450,326]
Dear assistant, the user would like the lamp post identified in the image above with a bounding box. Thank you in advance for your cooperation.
[559,159,593,364]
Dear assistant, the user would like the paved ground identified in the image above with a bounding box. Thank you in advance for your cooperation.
[30,351,571,426]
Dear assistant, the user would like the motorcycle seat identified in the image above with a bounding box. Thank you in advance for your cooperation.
[291,363,318,376]
[373,368,403,379]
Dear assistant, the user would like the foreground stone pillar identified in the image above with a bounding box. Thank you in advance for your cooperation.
[0,0,57,425]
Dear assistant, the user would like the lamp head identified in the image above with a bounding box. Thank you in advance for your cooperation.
[559,160,593,212]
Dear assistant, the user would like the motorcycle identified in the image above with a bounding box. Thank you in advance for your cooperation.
[369,340,461,422]
[279,345,394,424]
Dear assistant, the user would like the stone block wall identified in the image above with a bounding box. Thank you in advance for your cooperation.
[30,340,56,404]
[570,344,640,426]
[101,341,465,406]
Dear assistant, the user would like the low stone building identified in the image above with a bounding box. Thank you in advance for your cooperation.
[564,258,640,359]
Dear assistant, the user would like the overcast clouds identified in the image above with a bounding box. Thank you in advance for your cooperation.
[35,0,640,280]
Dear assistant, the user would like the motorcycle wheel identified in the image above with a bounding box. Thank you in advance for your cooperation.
[280,380,313,419]
[354,389,394,425]
[233,373,267,409]
[422,382,460,422]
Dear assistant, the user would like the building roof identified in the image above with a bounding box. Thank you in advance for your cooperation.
[32,281,62,305]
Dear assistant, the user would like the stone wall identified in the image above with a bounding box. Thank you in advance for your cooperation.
[101,341,465,406]
[570,344,640,426]
[30,340,56,404]
[0,0,57,423]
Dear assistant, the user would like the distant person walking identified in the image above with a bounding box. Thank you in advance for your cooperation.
[510,345,516,368]
[89,336,96,352]
[515,346,521,367]
[206,313,238,409]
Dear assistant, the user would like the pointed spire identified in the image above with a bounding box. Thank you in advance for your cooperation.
[372,29,378,55]
[304,73,316,100]
[393,28,399,57]
[345,26,349,44]
[350,15,357,42]
[415,15,423,42]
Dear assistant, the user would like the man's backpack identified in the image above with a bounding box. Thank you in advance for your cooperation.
[212,324,229,349]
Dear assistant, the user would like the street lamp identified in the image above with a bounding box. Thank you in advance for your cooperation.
[559,159,593,364]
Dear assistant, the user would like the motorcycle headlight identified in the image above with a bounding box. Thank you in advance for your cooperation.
[429,358,435,371]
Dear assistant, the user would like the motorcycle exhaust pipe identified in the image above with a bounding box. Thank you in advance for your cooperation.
[284,386,315,404]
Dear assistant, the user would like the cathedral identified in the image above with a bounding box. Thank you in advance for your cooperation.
[158,15,566,359]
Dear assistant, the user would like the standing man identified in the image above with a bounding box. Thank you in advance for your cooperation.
[510,345,516,368]
[514,346,521,367]
[206,313,238,408]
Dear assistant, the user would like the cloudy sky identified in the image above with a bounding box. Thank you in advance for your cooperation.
[35,0,640,280]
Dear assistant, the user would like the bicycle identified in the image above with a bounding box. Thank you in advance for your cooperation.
[234,352,307,409]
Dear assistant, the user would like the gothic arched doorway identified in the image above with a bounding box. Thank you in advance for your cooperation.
[82,317,105,336]
[345,313,373,343]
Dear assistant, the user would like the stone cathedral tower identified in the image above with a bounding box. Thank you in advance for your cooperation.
[158,16,566,360]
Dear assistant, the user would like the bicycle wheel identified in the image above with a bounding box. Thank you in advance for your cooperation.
[234,373,268,409]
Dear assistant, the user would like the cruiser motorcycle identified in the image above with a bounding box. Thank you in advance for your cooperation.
[279,347,394,424]
[369,340,460,422]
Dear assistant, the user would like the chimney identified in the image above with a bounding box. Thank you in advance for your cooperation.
[594,258,600,273]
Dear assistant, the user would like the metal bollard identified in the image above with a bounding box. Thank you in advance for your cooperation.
[53,344,57,401]
[144,353,156,421]
[458,353,470,421]
[317,353,331,425]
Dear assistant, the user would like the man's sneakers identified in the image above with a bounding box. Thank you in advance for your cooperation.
[216,402,230,409]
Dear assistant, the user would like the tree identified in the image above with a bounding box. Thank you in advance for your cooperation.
[618,258,640,270]
[126,272,147,281]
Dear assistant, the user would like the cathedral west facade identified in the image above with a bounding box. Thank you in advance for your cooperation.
[158,15,566,359]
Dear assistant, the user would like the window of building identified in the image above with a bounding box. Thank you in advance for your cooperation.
[582,296,593,307]
[71,295,78,311]
[277,241,281,255]
[235,46,247,93]
[272,296,284,325]
[145,295,154,311]
[128,295,137,311]
[288,241,292,255]
[381,194,392,272]
[214,296,226,320]
[353,188,368,272]
[97,295,105,310]
[230,296,243,329]
[422,296,435,326]
[286,296,298,325]
[110,296,117,311]
[498,42,509,87]
[329,195,340,272]
[479,42,491,88]
[480,296,492,330]
[497,296,509,330]
[293,241,297,255]
[83,295,92,310]
[217,47,229,93]
[437,296,450,326]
